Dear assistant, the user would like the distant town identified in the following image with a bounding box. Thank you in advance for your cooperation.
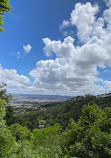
[9,94,72,114]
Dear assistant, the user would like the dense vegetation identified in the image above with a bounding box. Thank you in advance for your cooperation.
[11,93,111,130]
[0,84,111,157]
[0,0,12,32]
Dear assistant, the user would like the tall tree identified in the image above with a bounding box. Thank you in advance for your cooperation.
[0,82,12,103]
[0,83,13,125]
[0,99,14,157]
[0,0,12,32]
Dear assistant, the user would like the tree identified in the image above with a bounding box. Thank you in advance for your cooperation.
[0,99,14,157]
[33,123,62,146]
[32,123,63,157]
[5,105,14,125]
[0,98,38,158]
[61,104,111,158]
[0,82,12,103]
[0,83,14,126]
[0,0,12,32]
[9,123,33,141]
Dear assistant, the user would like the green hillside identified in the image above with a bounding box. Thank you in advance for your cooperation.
[0,89,111,158]
[11,93,111,130]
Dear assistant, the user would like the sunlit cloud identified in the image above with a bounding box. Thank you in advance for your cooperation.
[29,0,111,95]
[23,44,32,54]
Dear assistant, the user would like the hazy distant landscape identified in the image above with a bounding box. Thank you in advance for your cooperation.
[9,94,72,114]
[11,94,72,103]
[10,94,72,106]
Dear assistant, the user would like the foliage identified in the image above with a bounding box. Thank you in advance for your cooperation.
[33,123,63,157]
[6,141,39,158]
[13,93,111,130]
[1,92,111,158]
[61,104,111,158]
[9,123,33,141]
[0,99,15,157]
[0,83,13,126]
[0,83,12,103]
[5,105,14,125]
[0,98,63,158]
[33,123,62,146]
[0,0,12,32]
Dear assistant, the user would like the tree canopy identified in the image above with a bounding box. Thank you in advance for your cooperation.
[61,104,111,158]
[0,0,12,32]
[0,82,12,103]
[0,91,111,157]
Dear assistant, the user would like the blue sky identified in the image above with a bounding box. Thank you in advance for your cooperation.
[0,0,111,96]
[0,0,78,75]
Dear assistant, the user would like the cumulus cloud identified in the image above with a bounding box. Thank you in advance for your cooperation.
[23,44,32,54]
[103,80,111,91]
[30,36,108,95]
[61,2,99,43]
[103,0,111,6]
[0,65,33,93]
[29,0,111,95]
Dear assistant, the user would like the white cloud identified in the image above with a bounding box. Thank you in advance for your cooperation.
[60,20,70,30]
[23,44,32,54]
[103,0,111,6]
[103,80,111,91]
[0,65,33,93]
[30,36,108,95]
[29,1,111,95]
[61,2,99,43]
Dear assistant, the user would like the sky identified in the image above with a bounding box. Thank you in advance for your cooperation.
[0,0,111,96]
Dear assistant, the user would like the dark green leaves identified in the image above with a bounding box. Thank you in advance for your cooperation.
[61,104,111,158]
[0,0,12,32]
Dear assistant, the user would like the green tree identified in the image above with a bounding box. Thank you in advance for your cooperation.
[5,105,14,125]
[33,123,63,157]
[61,104,111,158]
[33,123,62,146]
[0,83,12,103]
[0,83,13,125]
[9,123,33,141]
[0,98,38,158]
[0,0,12,32]
[0,99,14,157]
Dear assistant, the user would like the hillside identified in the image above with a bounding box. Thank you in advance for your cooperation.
[1,93,111,158]
[9,93,111,130]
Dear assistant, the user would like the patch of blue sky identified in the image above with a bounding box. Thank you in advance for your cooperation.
[97,67,111,81]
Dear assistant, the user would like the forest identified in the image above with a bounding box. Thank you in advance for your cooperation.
[0,83,111,158]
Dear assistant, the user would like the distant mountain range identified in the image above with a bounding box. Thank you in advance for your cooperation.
[10,94,73,103]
